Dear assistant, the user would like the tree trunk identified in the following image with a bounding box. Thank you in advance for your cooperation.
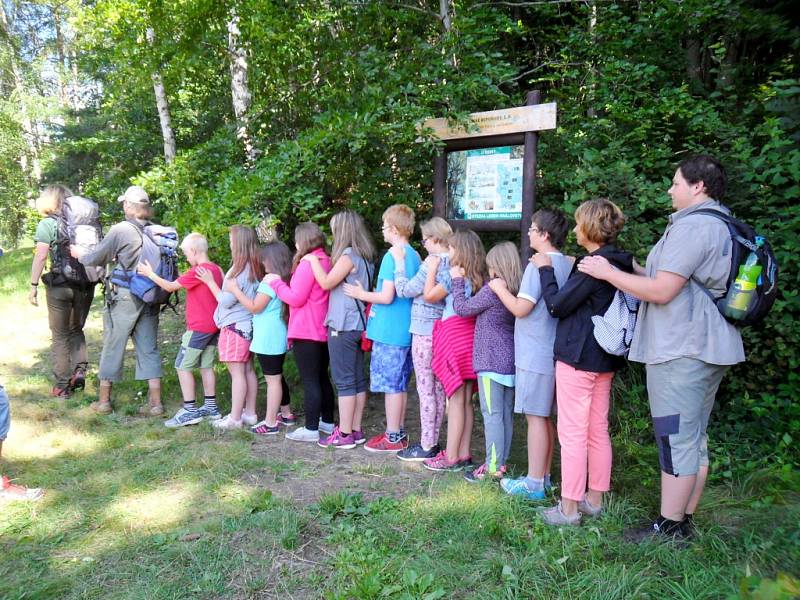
[586,0,598,118]
[227,7,257,165]
[685,38,704,92]
[0,1,41,183]
[716,36,740,91]
[146,27,176,163]
[53,7,69,108]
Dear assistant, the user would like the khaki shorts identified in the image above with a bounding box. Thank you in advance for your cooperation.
[174,330,218,370]
[646,357,728,476]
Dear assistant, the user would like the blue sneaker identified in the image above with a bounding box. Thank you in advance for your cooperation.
[165,408,203,428]
[397,443,440,462]
[500,476,546,500]
[196,404,222,420]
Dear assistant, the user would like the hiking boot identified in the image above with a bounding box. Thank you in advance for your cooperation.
[423,451,463,472]
[196,404,222,420]
[241,412,258,427]
[540,502,581,526]
[578,498,603,518]
[464,463,506,483]
[286,426,320,442]
[51,386,71,399]
[277,413,297,427]
[500,476,546,501]
[164,408,202,428]
[318,426,357,449]
[397,443,440,462]
[364,432,406,453]
[0,475,43,502]
[138,403,165,417]
[68,365,87,392]
[318,420,335,435]
[212,414,243,431]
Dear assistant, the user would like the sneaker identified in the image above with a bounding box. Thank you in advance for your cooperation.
[212,414,243,430]
[397,443,440,462]
[578,498,602,518]
[164,408,203,428]
[318,420,335,435]
[196,404,222,420]
[423,451,463,472]
[500,476,546,500]
[540,502,581,526]
[457,455,474,470]
[464,463,506,483]
[68,366,86,391]
[364,432,406,453]
[277,413,297,427]
[352,430,366,445]
[318,426,357,449]
[51,386,71,399]
[251,420,280,435]
[241,412,258,426]
[623,517,690,544]
[286,426,321,442]
[0,476,43,502]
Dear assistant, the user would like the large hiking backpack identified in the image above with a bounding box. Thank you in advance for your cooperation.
[49,196,105,285]
[110,223,179,306]
[692,208,779,327]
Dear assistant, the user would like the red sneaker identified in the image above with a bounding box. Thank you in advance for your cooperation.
[51,386,70,399]
[0,475,43,502]
[364,432,406,453]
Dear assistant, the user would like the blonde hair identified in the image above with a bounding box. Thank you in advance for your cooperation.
[382,204,415,238]
[293,222,326,271]
[574,198,625,245]
[449,230,487,293]
[330,210,376,263]
[420,216,452,247]
[486,242,522,295]
[36,185,72,216]
[229,225,263,282]
[180,232,208,255]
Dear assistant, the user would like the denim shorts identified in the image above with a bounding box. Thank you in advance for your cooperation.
[369,341,413,394]
[0,384,10,440]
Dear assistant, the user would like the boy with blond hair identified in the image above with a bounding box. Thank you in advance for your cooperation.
[138,232,224,427]
[344,204,421,452]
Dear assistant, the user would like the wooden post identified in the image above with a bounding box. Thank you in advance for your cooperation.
[520,90,541,261]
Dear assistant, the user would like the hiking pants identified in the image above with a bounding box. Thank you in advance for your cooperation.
[98,287,162,382]
[45,284,94,388]
[477,374,514,472]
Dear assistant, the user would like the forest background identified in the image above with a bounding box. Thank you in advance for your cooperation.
[1,0,798,483]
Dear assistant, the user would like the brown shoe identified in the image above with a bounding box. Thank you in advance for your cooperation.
[90,400,113,414]
[138,403,164,417]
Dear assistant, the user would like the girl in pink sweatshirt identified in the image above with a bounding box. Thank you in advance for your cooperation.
[265,222,334,442]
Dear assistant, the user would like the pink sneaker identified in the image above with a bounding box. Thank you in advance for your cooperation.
[352,430,366,445]
[364,432,406,453]
[423,451,462,472]
[318,426,357,449]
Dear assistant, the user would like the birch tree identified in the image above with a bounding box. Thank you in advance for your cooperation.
[146,27,176,163]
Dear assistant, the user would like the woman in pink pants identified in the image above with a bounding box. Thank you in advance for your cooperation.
[533,199,634,526]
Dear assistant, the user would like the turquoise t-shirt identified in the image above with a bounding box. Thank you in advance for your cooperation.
[366,245,421,347]
[250,283,288,355]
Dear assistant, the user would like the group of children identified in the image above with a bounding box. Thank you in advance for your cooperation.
[144,199,632,527]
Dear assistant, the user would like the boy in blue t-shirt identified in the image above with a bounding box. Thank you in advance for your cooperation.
[344,204,420,452]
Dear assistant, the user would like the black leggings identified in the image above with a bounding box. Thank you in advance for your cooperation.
[292,340,335,430]
[255,353,291,407]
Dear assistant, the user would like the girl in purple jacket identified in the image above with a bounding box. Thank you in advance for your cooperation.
[452,242,521,481]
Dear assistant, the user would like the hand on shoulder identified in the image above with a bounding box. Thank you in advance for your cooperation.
[532,253,552,268]
[488,278,507,293]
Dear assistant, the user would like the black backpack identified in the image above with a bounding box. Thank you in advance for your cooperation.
[47,196,105,286]
[692,208,778,327]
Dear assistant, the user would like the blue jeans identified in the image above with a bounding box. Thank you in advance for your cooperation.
[0,384,10,441]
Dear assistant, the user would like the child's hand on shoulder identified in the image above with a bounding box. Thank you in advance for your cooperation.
[389,246,405,262]
[449,265,465,279]
[301,254,319,264]
[136,260,154,278]
[263,273,280,284]
[223,277,239,292]
[488,278,507,293]
[532,253,552,268]
[343,281,364,300]
[196,266,213,282]
[424,254,441,269]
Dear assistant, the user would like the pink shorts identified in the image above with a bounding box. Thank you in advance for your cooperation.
[218,327,252,362]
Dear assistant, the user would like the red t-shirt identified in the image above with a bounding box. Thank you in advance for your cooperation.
[177,262,224,333]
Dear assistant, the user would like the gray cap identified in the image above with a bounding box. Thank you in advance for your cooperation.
[118,185,150,205]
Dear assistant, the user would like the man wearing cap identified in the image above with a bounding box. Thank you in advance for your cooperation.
[71,186,164,416]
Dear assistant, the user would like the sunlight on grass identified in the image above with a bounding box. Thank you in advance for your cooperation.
[104,482,198,531]
[4,420,102,460]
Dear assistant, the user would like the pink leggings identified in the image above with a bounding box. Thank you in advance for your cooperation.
[412,334,446,449]
[555,361,614,502]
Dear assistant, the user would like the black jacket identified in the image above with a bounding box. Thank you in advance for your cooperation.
[539,243,634,373]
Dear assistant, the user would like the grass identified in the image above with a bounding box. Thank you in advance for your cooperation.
[1,245,798,599]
